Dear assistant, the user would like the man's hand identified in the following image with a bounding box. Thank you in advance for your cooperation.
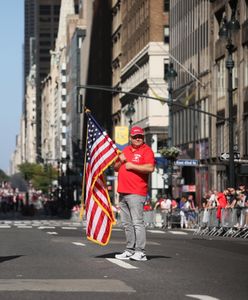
[119,153,126,163]
[114,153,126,171]
[125,162,133,170]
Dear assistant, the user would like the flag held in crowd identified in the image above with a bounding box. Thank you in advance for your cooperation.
[84,110,119,245]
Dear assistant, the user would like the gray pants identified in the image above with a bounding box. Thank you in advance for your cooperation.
[119,194,146,253]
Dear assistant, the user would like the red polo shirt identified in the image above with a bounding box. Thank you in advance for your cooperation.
[117,143,155,196]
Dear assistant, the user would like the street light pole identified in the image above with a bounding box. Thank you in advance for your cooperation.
[166,63,177,197]
[227,42,235,188]
[125,101,136,131]
[219,8,240,188]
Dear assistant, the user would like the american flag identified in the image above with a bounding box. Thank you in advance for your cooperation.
[85,112,119,245]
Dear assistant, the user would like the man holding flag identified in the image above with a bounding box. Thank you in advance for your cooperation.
[114,126,155,261]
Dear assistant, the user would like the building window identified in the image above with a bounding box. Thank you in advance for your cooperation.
[217,58,225,98]
[245,46,248,87]
[232,51,238,89]
[39,5,51,15]
[53,5,60,15]
[199,98,209,139]
[244,115,248,156]
[216,123,225,154]
[164,62,169,80]
[164,26,169,44]
[164,0,169,12]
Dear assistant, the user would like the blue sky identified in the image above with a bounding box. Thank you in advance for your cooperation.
[0,1,23,173]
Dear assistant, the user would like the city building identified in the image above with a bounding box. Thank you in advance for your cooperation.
[170,0,248,205]
[210,0,248,188]
[40,0,79,170]
[169,0,210,203]
[111,0,170,200]
[25,65,37,163]
[24,0,62,161]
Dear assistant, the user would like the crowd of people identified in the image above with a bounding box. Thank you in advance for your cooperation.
[0,182,25,214]
[141,183,248,230]
[143,193,198,229]
[201,184,248,229]
[0,181,55,216]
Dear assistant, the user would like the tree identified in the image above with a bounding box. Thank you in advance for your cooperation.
[18,162,58,193]
[0,169,9,183]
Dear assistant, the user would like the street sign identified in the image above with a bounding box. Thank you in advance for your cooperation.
[175,159,199,166]
[220,152,240,160]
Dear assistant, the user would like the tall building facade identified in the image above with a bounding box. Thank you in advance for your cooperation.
[24,0,35,83]
[210,0,248,188]
[34,0,62,160]
[170,0,248,204]
[83,0,113,132]
[170,0,210,203]
[24,0,62,162]
[111,0,170,200]
[40,0,79,168]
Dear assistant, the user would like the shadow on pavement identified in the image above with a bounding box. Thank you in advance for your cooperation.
[0,255,24,263]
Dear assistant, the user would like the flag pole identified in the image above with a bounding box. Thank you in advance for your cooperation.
[79,108,91,220]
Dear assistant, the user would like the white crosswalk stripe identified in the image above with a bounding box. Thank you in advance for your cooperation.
[169,231,188,235]
[0,225,11,228]
[0,221,189,236]
[72,242,86,247]
[106,258,138,269]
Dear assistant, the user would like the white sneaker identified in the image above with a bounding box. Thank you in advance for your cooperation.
[115,251,133,260]
[130,251,147,261]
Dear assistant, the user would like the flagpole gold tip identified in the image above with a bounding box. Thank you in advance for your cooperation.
[85,108,91,113]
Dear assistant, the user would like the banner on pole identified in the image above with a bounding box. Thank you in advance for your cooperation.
[115,126,129,151]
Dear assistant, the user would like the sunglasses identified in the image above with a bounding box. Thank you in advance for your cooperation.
[131,135,144,139]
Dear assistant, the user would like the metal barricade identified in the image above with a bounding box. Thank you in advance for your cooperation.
[144,209,181,229]
[169,208,181,228]
[194,208,224,237]
[194,207,248,239]
[221,208,238,228]
[143,210,156,228]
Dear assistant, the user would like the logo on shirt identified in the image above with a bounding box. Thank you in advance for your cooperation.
[132,154,141,163]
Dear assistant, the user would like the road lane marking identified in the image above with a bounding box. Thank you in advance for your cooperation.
[16,226,33,229]
[38,226,56,229]
[106,258,138,269]
[147,230,165,234]
[72,242,86,247]
[186,295,220,300]
[46,232,58,235]
[61,227,77,230]
[0,279,135,292]
[169,231,188,235]
[71,222,82,226]
[0,225,11,228]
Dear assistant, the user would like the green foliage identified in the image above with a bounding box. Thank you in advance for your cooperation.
[0,169,9,183]
[159,146,181,159]
[18,162,58,193]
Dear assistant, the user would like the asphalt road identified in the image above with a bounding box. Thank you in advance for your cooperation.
[0,218,247,300]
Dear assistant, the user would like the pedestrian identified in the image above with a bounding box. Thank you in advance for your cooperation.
[179,195,191,229]
[154,194,172,229]
[114,126,155,261]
